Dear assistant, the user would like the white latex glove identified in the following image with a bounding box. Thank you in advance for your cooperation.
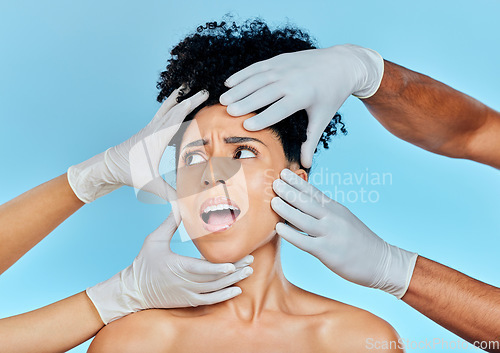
[219,44,384,168]
[270,168,417,299]
[86,213,254,324]
[68,87,208,203]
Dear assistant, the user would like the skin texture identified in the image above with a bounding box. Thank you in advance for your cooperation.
[0,291,103,353]
[363,60,500,169]
[0,174,84,274]
[363,60,500,351]
[88,105,403,353]
[0,174,104,352]
[402,257,500,351]
[175,104,294,263]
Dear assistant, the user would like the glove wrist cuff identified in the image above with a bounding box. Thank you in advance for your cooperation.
[351,47,385,99]
[382,245,418,299]
[67,150,122,203]
[86,266,144,324]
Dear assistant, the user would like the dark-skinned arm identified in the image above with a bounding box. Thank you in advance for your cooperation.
[402,256,500,352]
[362,60,500,169]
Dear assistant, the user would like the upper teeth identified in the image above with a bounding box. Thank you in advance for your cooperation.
[203,204,239,214]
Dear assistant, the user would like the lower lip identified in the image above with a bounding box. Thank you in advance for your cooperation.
[201,214,239,233]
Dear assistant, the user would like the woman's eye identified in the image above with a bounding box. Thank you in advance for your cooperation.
[234,148,256,159]
[185,153,206,166]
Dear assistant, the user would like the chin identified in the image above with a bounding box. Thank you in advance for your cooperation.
[201,252,246,264]
[193,226,278,264]
[181,209,249,263]
[190,221,252,263]
[196,242,249,264]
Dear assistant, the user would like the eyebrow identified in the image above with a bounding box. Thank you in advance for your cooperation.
[181,136,267,152]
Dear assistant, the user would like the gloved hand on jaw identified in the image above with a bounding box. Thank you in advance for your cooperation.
[219,44,384,169]
[68,86,209,203]
[270,168,417,299]
[86,212,254,324]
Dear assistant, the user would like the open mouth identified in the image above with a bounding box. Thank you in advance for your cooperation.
[199,196,241,233]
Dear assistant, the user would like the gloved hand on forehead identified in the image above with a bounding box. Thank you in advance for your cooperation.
[219,44,384,169]
[271,168,417,299]
[68,86,209,203]
[86,212,254,324]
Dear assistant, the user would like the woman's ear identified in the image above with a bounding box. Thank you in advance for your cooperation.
[294,169,308,183]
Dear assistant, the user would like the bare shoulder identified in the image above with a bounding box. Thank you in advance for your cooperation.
[88,309,178,353]
[316,301,403,353]
[289,287,402,352]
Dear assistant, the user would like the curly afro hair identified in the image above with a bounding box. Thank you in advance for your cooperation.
[157,17,346,173]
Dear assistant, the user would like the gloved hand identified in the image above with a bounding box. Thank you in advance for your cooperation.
[219,44,384,168]
[270,168,417,299]
[68,86,208,203]
[86,212,254,324]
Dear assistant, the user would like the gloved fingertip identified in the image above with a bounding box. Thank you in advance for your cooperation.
[226,104,241,117]
[272,178,283,191]
[242,254,254,265]
[231,287,242,296]
[243,118,259,131]
[191,90,209,102]
[241,266,253,277]
[280,168,294,180]
[219,92,230,105]
[221,263,236,274]
[270,196,281,209]
[301,155,313,170]
[171,85,183,98]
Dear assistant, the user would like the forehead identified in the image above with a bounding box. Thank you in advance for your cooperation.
[180,104,280,147]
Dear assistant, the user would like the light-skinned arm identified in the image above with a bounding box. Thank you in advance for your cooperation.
[0,292,103,353]
[0,86,204,274]
[0,208,253,352]
[0,88,254,351]
[0,173,83,275]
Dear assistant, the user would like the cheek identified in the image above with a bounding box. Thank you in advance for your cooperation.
[176,167,206,238]
[177,196,193,220]
[244,164,282,226]
[176,195,198,240]
[176,164,205,198]
[248,169,276,203]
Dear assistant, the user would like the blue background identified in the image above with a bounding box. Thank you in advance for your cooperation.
[1,0,499,351]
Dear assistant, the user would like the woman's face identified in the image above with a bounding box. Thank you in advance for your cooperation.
[175,104,305,263]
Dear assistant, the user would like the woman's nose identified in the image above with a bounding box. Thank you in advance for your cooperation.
[201,157,241,187]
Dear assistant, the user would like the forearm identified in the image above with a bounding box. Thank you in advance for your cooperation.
[0,173,84,274]
[402,256,500,350]
[362,60,500,168]
[0,291,104,352]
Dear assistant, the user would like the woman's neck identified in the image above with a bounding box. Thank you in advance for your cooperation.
[213,235,295,322]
